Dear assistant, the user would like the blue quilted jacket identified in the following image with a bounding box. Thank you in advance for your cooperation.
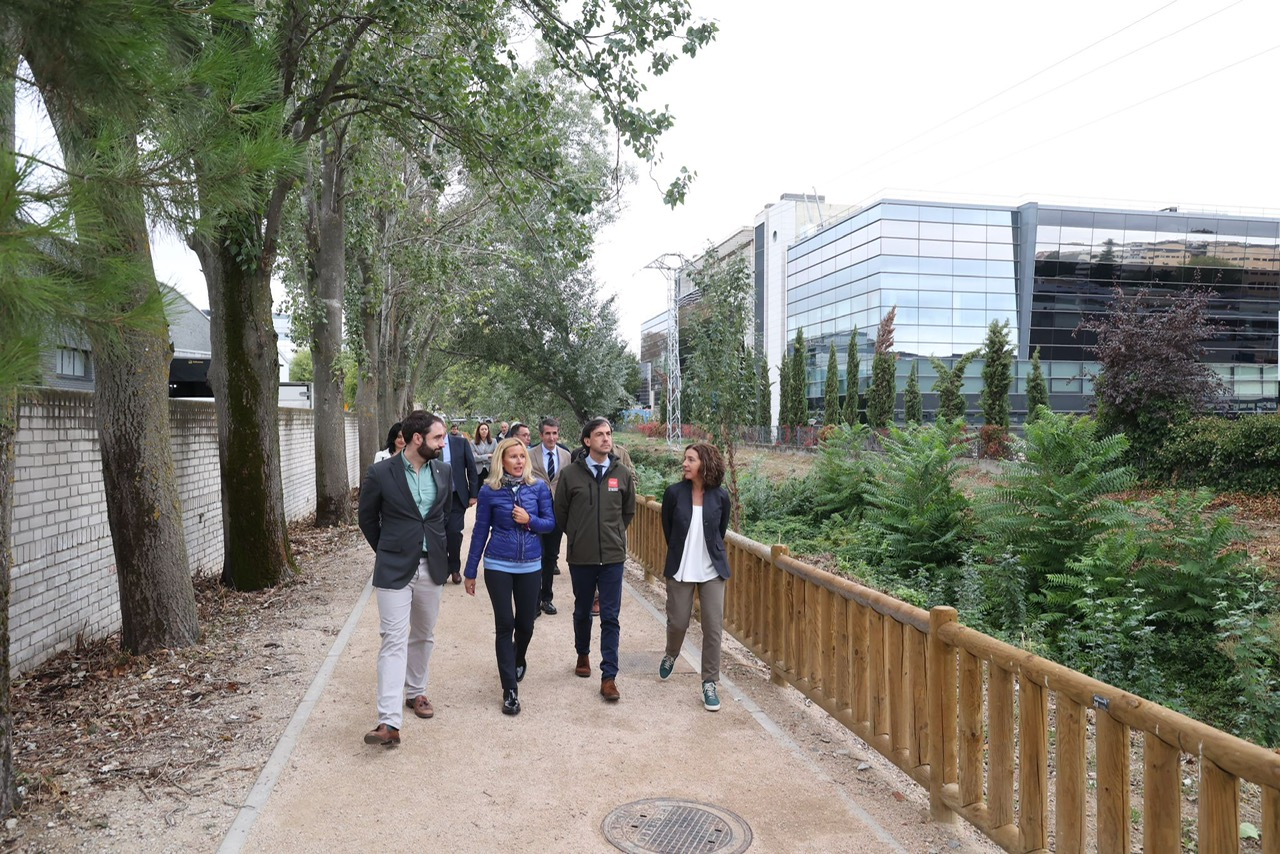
[463,480,555,578]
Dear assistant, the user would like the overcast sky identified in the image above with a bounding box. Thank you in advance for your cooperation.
[20,0,1280,352]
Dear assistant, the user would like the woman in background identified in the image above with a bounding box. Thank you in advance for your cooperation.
[463,437,555,715]
[659,442,731,712]
[472,421,497,481]
[373,422,404,463]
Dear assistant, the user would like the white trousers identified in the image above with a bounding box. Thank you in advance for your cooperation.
[374,560,444,729]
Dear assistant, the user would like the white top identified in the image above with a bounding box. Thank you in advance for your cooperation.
[675,505,718,583]
[373,449,393,463]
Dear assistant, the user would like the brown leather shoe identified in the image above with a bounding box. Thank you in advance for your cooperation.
[591,595,600,616]
[574,654,591,678]
[363,724,400,746]
[406,695,434,719]
[600,678,620,702]
[450,572,462,585]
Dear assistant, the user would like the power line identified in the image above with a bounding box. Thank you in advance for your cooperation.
[940,40,1280,187]
[859,0,1248,181]
[823,0,1185,186]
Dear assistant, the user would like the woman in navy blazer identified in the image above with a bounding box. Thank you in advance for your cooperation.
[659,442,731,712]
[463,438,555,715]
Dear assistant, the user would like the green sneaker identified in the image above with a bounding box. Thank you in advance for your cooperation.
[659,655,676,680]
[702,681,720,712]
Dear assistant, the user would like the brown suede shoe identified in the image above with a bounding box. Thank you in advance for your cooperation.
[406,695,434,719]
[600,678,620,702]
[363,724,400,746]
[574,654,591,678]
[591,595,600,616]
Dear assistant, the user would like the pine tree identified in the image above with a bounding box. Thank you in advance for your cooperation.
[866,307,898,429]
[778,350,792,429]
[823,341,839,424]
[1025,347,1049,422]
[843,328,860,425]
[980,319,1013,428]
[790,328,808,427]
[904,359,922,424]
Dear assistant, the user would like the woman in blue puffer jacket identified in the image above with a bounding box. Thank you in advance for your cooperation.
[463,437,555,716]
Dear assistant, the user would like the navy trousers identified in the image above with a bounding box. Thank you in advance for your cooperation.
[569,562,624,680]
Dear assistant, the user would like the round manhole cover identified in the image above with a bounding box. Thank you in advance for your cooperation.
[602,798,752,854]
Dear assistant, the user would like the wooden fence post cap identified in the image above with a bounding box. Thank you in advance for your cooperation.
[770,544,789,560]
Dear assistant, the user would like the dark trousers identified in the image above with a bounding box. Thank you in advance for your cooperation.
[483,569,541,692]
[540,526,562,602]
[569,562,624,680]
[446,497,467,575]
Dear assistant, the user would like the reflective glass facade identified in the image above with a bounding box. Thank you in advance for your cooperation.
[786,199,1280,412]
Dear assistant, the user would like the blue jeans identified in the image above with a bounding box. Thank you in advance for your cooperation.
[569,562,624,680]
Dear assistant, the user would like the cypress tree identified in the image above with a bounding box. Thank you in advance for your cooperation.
[790,328,808,427]
[980,319,1013,428]
[843,328,860,425]
[866,307,897,429]
[1025,346,1049,422]
[823,341,839,424]
[778,350,792,429]
[904,359,922,424]
[931,351,979,422]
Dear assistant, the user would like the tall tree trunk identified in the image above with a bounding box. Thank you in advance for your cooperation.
[303,128,351,527]
[191,224,296,590]
[354,252,382,472]
[0,31,22,816]
[24,44,200,654]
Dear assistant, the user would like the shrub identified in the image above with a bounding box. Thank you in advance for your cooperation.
[860,421,973,577]
[976,410,1135,593]
[1153,413,1280,494]
[812,423,870,520]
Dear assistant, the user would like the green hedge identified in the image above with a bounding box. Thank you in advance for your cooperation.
[1155,414,1280,494]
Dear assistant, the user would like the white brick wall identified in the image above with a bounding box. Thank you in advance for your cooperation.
[8,389,363,672]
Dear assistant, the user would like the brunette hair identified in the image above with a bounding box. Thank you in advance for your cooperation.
[579,416,611,445]
[384,422,403,455]
[474,422,492,443]
[685,442,726,489]
[401,410,444,445]
[486,437,537,489]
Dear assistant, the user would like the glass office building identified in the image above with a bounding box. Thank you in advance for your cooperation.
[785,199,1279,414]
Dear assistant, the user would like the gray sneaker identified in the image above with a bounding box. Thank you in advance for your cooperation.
[702,681,720,712]
[659,655,676,680]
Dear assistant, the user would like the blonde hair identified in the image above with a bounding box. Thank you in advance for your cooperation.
[486,437,537,489]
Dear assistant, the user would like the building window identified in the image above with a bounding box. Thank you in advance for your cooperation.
[55,347,88,378]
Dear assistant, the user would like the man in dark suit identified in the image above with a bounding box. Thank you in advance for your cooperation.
[528,417,572,615]
[357,410,450,747]
[441,420,480,585]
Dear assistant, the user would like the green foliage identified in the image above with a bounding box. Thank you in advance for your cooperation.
[977,410,1136,592]
[843,328,860,426]
[777,350,791,428]
[860,421,973,577]
[737,470,821,531]
[931,351,977,422]
[789,328,808,427]
[812,424,870,520]
[1025,347,1049,422]
[682,255,755,439]
[979,319,1012,428]
[866,308,897,429]
[1153,414,1280,494]
[903,359,922,424]
[755,353,771,428]
[289,348,313,382]
[823,342,839,424]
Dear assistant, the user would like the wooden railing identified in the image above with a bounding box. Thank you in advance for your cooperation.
[628,496,1280,853]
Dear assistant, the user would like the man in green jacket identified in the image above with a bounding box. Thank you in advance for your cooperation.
[554,417,635,702]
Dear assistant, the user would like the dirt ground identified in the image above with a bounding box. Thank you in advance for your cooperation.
[3,521,371,853]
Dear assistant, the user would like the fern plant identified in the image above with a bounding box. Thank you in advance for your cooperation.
[860,421,973,578]
[977,410,1136,593]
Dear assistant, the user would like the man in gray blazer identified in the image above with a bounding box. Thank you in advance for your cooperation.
[357,410,450,747]
[528,417,571,615]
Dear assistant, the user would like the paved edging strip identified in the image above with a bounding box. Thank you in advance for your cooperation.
[217,581,375,854]
[623,579,907,853]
